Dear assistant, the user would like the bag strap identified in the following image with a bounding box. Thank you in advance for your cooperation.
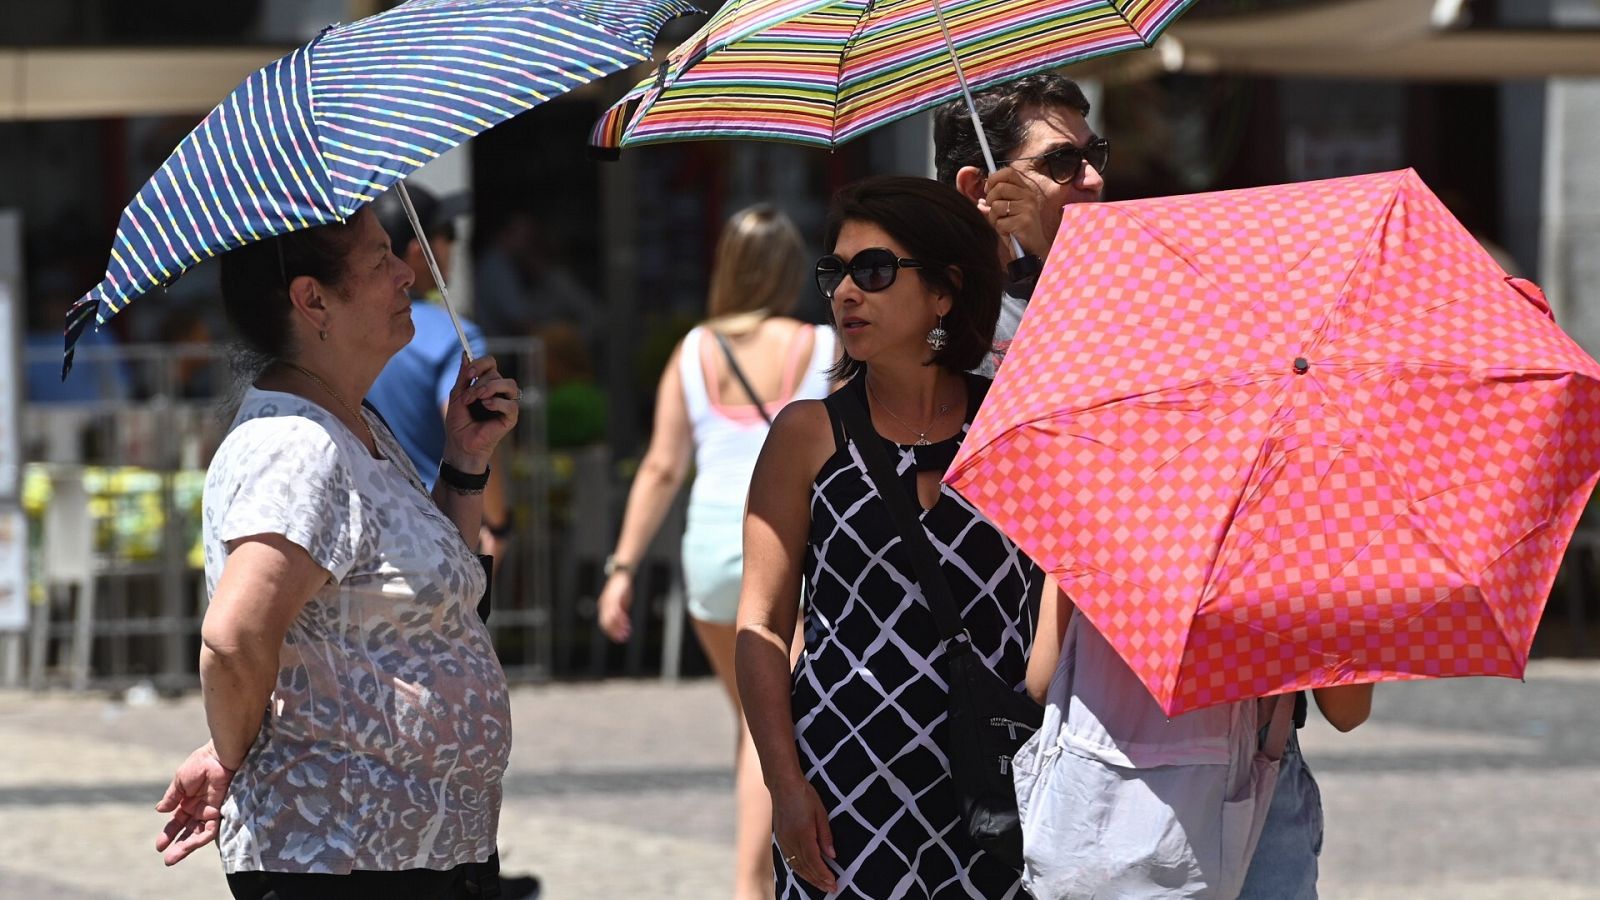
[830,377,968,642]
[712,330,774,426]
[1261,690,1295,761]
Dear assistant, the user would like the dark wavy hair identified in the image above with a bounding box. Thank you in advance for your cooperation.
[823,176,1002,380]
[218,217,364,362]
[933,73,1091,185]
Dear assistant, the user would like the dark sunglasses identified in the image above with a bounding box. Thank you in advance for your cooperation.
[815,247,924,299]
[1002,137,1110,184]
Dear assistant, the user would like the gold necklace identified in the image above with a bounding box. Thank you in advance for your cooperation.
[280,361,375,448]
[867,377,954,447]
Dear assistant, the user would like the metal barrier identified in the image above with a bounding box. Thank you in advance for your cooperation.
[5,337,560,689]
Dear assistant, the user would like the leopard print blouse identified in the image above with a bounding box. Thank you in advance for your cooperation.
[202,388,510,874]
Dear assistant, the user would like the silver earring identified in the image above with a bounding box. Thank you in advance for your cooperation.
[319,329,329,342]
[926,316,948,351]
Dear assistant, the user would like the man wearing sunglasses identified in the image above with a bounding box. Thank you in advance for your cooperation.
[934,74,1106,376]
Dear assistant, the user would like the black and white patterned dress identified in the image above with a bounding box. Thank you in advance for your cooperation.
[778,375,1038,900]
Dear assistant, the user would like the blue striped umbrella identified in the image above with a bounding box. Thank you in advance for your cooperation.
[65,0,696,373]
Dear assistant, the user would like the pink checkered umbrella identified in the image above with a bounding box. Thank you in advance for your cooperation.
[945,168,1600,717]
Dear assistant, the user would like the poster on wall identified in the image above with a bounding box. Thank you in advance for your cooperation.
[1,211,29,631]
[0,282,18,498]
[0,507,24,632]
[0,209,20,499]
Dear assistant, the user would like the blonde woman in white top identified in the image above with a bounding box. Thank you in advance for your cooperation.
[599,204,835,900]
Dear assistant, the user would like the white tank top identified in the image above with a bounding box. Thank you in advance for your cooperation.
[679,323,836,510]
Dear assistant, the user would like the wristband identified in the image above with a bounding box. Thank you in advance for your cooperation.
[439,460,490,493]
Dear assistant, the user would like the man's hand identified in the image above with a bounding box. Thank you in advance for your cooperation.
[978,167,1053,261]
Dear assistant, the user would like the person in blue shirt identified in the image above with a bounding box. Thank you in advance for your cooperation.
[367,187,537,900]
[366,187,515,566]
[26,276,131,406]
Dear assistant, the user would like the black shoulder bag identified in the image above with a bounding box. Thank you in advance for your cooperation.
[829,378,1042,871]
[712,330,774,426]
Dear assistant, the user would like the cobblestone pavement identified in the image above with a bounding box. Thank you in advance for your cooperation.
[1,661,1597,899]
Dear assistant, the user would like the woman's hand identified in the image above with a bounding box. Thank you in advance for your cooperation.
[154,741,236,866]
[771,777,837,893]
[597,574,634,643]
[443,354,520,466]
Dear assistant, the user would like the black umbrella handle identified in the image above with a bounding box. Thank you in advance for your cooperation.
[1007,253,1043,285]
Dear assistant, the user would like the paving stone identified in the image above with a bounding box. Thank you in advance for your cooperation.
[0,664,1596,899]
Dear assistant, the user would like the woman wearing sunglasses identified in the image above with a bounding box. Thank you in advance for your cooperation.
[736,176,1040,899]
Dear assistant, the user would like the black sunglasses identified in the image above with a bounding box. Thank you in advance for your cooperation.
[815,247,924,299]
[1002,137,1110,184]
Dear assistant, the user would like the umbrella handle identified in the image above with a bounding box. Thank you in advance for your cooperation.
[930,0,1028,263]
[394,181,498,421]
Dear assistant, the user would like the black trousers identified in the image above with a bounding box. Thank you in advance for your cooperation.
[227,853,500,900]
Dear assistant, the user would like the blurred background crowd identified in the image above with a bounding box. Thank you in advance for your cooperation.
[2,0,1598,691]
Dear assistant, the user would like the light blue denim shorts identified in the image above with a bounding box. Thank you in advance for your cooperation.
[681,503,744,624]
[1239,730,1324,900]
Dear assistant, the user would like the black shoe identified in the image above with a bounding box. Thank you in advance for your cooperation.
[498,874,542,900]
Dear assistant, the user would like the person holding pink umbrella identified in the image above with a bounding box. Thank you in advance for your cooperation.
[936,75,1384,899]
[943,168,1600,896]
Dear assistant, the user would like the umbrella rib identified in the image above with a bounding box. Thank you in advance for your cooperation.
[296,41,344,217]
[949,376,1249,487]
[1302,371,1480,589]
[827,1,876,144]
[1111,0,1200,46]
[1305,172,1407,356]
[1463,522,1558,665]
[1111,204,1233,302]
[1188,392,1292,674]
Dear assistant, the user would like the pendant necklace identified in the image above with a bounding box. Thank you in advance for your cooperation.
[867,377,952,446]
[280,361,376,449]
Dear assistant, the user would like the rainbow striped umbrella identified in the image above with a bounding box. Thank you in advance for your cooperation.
[590,0,1194,153]
[65,0,694,373]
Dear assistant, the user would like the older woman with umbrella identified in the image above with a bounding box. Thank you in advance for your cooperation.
[155,205,521,898]
[60,3,696,897]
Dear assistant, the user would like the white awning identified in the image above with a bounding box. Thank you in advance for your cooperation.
[1073,0,1600,82]
[0,45,612,121]
[0,48,292,120]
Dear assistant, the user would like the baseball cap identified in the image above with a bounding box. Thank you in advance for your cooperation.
[370,183,472,255]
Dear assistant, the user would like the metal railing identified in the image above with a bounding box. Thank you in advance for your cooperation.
[6,337,567,689]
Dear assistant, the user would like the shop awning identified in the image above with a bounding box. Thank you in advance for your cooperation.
[1073,0,1600,82]
[0,48,288,120]
[0,45,613,121]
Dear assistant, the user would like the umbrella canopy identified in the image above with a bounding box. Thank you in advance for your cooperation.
[65,0,694,371]
[589,0,1194,153]
[944,168,1600,716]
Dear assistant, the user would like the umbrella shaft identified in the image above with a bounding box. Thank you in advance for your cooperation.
[930,0,1026,262]
[395,180,474,362]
